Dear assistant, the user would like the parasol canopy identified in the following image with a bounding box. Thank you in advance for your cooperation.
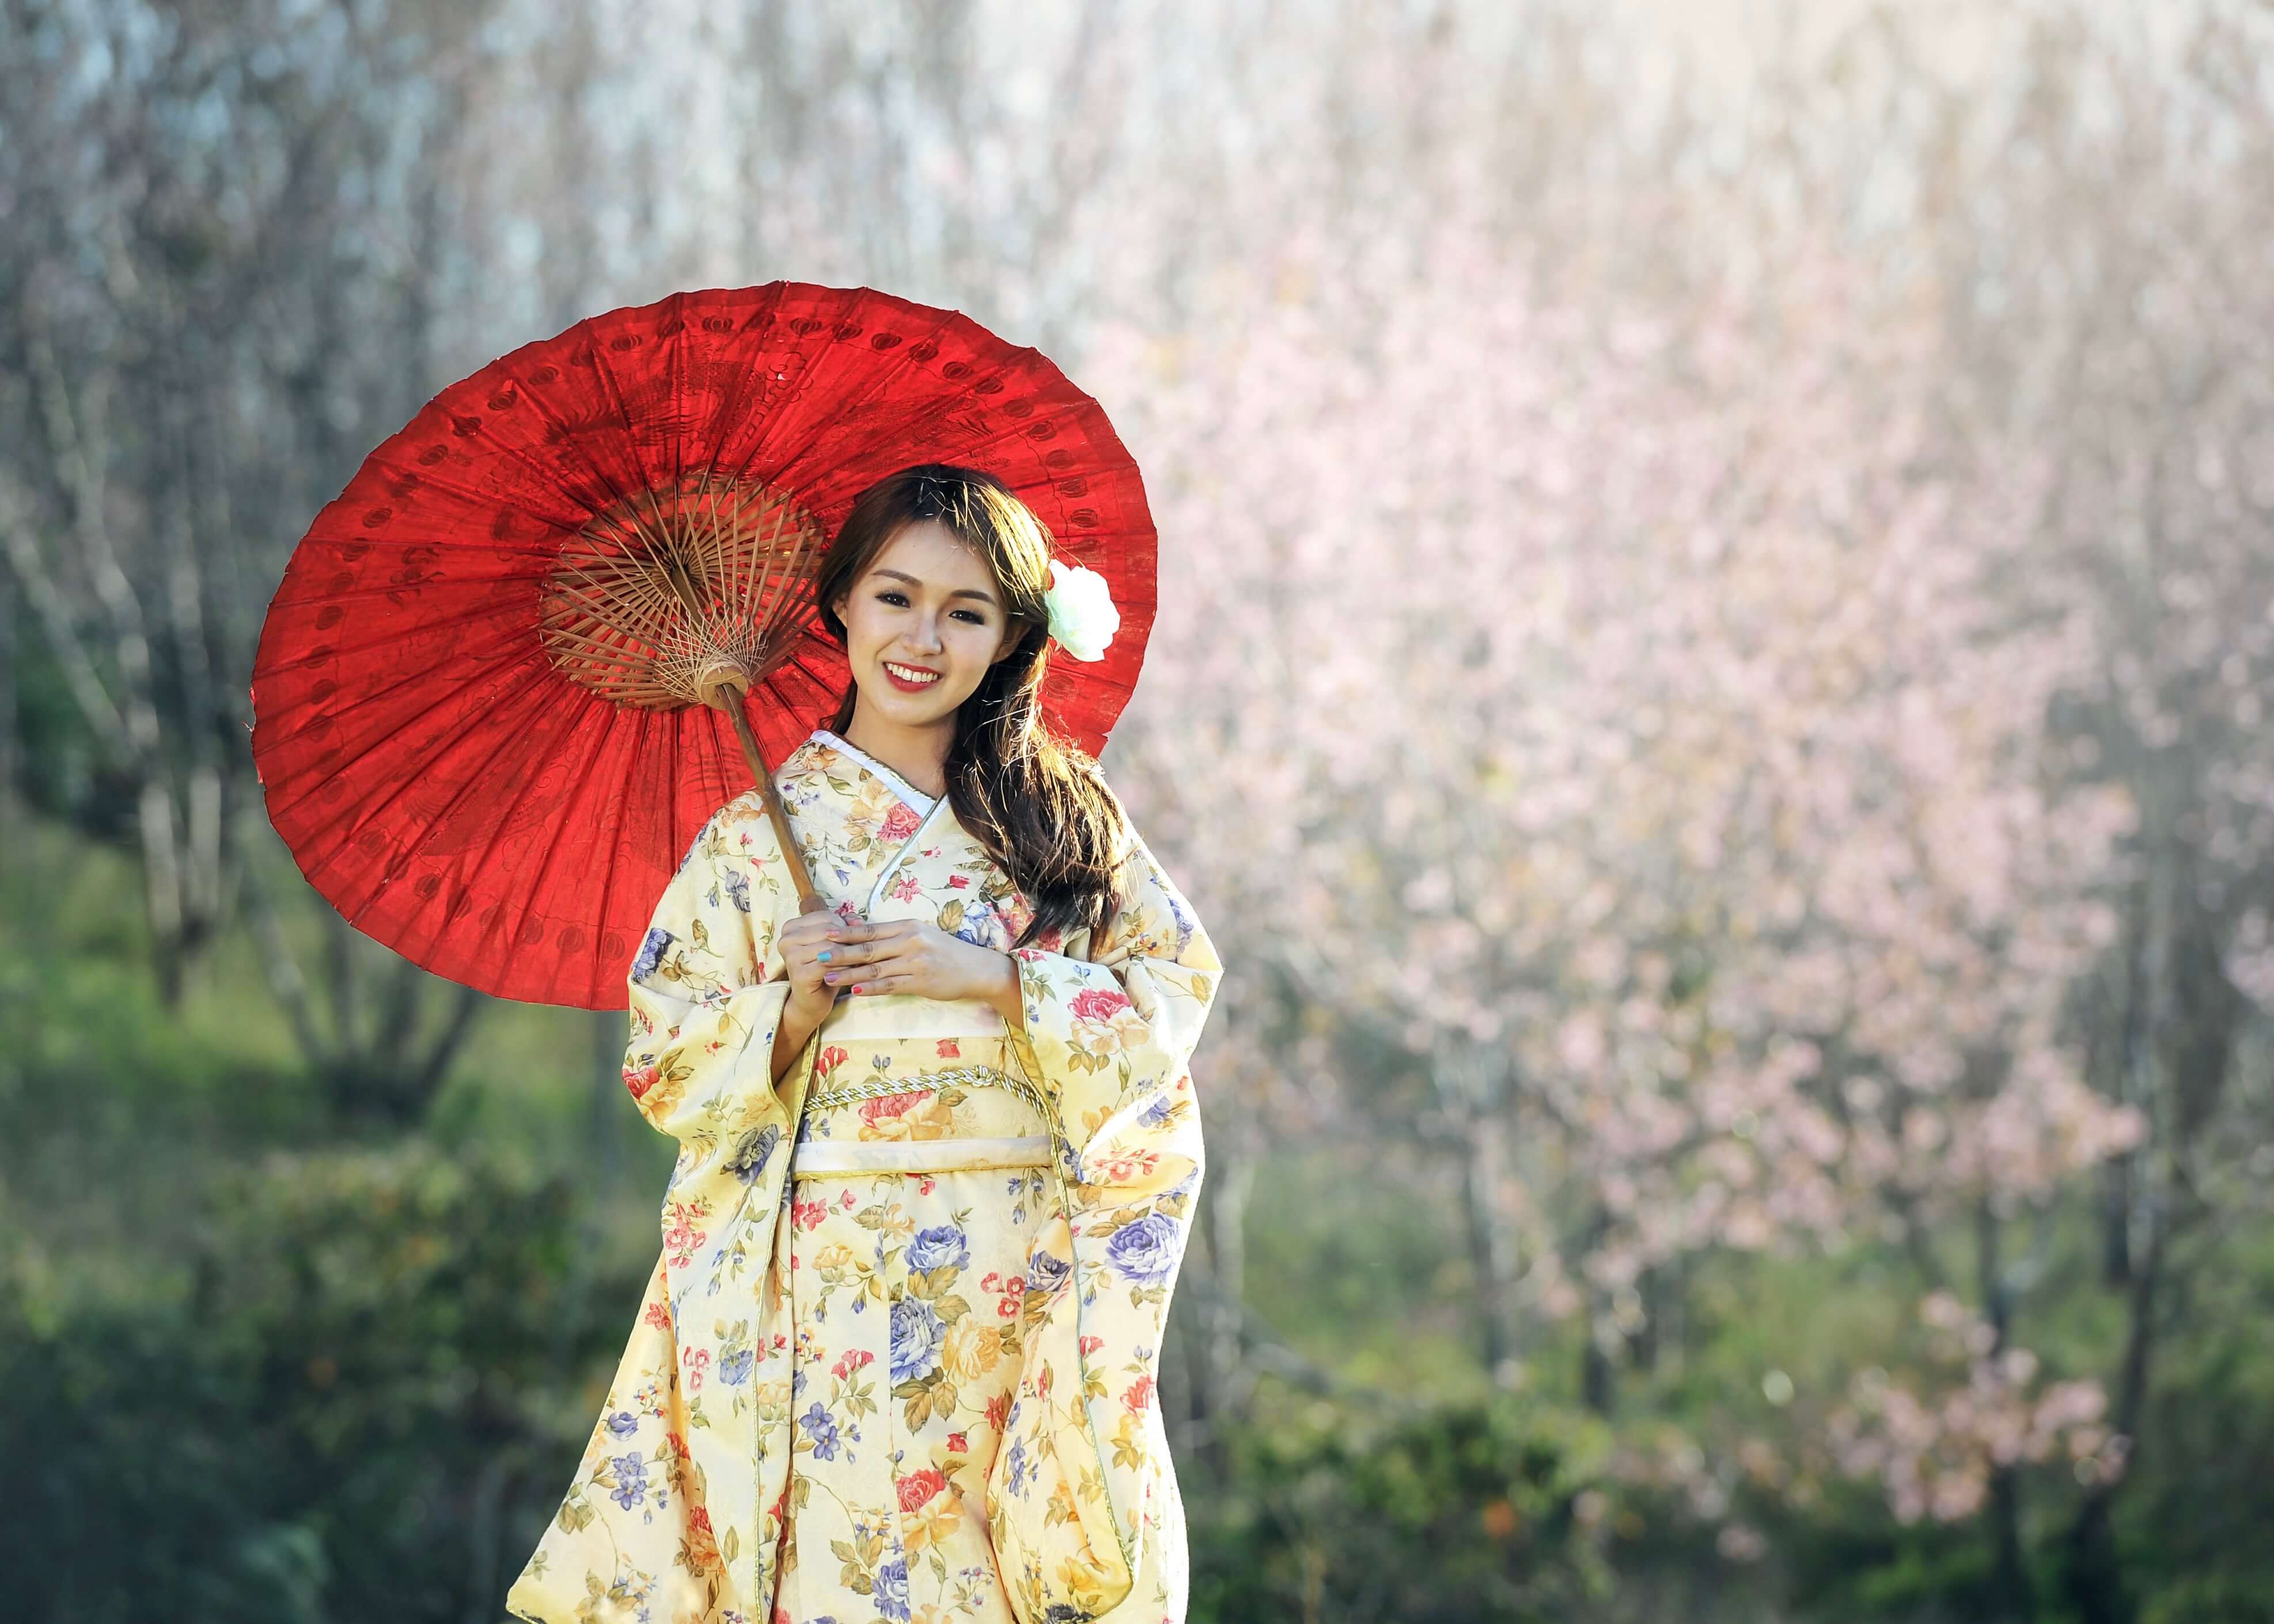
[249,282,1158,1009]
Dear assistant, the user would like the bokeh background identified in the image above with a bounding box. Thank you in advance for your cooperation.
[5,2,2273,1619]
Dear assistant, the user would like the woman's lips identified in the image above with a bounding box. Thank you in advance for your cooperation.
[882,660,943,693]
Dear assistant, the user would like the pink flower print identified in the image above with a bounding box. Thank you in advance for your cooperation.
[1123,1375,1156,1413]
[858,1090,927,1128]
[1079,1334,1105,1357]
[936,1038,961,1058]
[682,1345,711,1392]
[947,873,971,890]
[896,1466,948,1512]
[946,1431,969,1455]
[816,1045,849,1078]
[662,1200,709,1268]
[793,1198,829,1231]
[998,1277,1027,1319]
[1095,1149,1162,1183]
[623,1063,660,1101]
[834,900,861,927]
[1068,987,1134,1021]
[881,802,923,844]
[643,1300,672,1330]
[889,871,923,904]
[832,1348,875,1382]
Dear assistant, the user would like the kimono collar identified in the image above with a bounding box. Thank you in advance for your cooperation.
[806,728,939,815]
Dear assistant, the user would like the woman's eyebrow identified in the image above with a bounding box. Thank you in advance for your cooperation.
[872,567,998,606]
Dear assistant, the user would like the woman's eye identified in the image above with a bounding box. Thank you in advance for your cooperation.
[876,590,909,607]
[952,609,987,625]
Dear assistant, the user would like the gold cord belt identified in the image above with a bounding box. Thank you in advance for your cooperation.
[794,1065,1059,1177]
[800,1063,1050,1121]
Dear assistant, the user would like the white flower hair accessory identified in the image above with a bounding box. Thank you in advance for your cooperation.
[1043,558,1119,661]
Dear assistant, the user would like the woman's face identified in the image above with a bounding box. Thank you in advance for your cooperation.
[833,520,1021,730]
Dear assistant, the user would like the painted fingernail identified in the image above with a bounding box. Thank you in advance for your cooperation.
[823,973,840,985]
[851,984,866,996]
[816,950,832,963]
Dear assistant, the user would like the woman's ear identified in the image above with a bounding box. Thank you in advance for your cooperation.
[991,619,1036,666]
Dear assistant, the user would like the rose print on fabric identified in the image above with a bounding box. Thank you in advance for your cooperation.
[889,1296,945,1384]
[631,926,674,982]
[905,1223,969,1274]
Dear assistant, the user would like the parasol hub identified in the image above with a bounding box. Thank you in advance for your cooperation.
[537,472,825,713]
[692,659,751,711]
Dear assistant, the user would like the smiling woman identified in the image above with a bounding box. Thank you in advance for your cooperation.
[506,464,1222,1624]
[814,466,1136,955]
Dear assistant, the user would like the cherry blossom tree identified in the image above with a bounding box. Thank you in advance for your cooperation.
[1096,209,2143,1570]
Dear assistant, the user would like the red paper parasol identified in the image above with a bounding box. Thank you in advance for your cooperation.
[249,282,1157,1010]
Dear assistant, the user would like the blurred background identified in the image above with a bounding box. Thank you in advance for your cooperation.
[5,1,2272,1619]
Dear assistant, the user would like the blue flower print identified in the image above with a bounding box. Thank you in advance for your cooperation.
[799,1401,841,1461]
[604,1410,639,1440]
[722,870,751,912]
[726,1123,780,1185]
[889,1296,945,1383]
[607,1452,647,1510]
[1025,1248,1071,1295]
[1138,1092,1176,1129]
[1105,1213,1181,1285]
[719,1346,753,1387]
[631,927,674,982]
[1165,885,1196,949]
[874,1556,912,1621]
[951,901,994,946]
[905,1224,968,1274]
[1003,1439,1029,1497]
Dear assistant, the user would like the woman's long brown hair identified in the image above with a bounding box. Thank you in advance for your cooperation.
[814,464,1131,948]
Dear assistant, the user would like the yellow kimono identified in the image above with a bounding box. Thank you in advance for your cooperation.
[507,730,1220,1624]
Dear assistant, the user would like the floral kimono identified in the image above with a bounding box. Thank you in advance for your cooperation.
[506,730,1221,1624]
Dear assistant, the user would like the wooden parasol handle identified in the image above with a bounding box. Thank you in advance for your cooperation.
[698,669,827,916]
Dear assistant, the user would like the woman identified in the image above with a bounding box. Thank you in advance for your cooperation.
[508,465,1221,1624]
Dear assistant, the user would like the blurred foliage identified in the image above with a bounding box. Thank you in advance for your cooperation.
[3,790,2273,1619]
[1187,1399,1638,1624]
[1,1139,649,1622]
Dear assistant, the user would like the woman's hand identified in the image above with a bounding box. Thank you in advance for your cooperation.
[820,920,1022,1025]
[770,906,843,1080]
[777,907,843,1023]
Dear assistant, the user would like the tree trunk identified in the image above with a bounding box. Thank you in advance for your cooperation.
[1456,1099,1518,1382]
[1977,1198,2034,1622]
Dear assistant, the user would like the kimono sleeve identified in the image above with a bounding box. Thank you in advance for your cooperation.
[619,794,798,1142]
[986,833,1222,1623]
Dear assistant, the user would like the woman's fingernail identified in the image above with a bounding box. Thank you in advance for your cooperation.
[823,973,840,985]
[816,950,832,963]
[851,984,866,996]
